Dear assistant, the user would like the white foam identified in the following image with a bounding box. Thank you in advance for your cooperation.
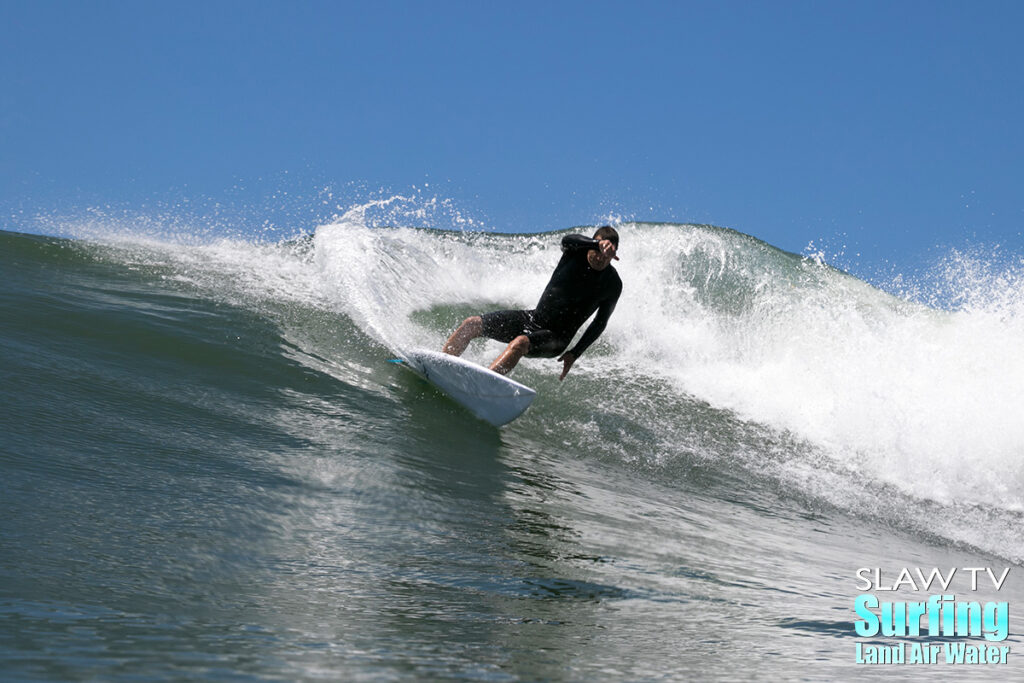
[608,225,1024,515]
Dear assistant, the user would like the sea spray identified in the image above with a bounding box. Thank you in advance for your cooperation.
[34,208,1024,560]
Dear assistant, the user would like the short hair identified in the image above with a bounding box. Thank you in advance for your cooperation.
[593,225,619,248]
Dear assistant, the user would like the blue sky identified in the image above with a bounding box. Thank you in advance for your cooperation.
[2,1,1023,274]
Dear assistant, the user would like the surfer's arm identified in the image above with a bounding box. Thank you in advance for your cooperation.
[568,296,619,359]
[561,234,601,253]
[567,275,622,359]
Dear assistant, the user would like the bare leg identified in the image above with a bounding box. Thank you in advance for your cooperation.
[490,335,530,375]
[443,316,483,356]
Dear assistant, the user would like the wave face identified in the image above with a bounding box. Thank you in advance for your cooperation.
[2,210,1023,680]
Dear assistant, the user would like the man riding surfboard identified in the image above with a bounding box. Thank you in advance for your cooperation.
[443,226,622,380]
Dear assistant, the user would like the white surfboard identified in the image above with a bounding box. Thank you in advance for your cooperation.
[400,348,535,426]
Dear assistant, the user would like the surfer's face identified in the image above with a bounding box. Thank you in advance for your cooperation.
[589,239,618,270]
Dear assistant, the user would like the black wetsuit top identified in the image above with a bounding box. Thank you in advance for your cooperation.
[532,234,622,357]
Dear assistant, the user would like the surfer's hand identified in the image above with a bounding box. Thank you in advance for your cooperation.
[599,239,619,261]
[558,351,576,381]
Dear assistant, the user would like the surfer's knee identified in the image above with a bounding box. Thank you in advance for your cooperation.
[444,316,484,356]
[461,316,483,337]
[510,334,530,355]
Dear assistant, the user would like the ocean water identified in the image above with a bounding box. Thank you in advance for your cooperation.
[2,214,1023,681]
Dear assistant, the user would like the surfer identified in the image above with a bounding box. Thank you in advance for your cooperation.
[443,226,622,380]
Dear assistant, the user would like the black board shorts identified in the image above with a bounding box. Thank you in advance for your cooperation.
[479,309,569,358]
